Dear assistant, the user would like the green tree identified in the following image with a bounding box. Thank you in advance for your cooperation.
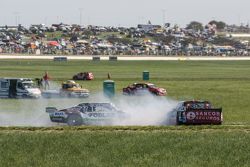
[209,20,226,30]
[186,21,204,31]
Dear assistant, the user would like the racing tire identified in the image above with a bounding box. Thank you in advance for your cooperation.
[176,117,183,125]
[67,114,83,126]
[152,92,158,96]
[176,121,185,125]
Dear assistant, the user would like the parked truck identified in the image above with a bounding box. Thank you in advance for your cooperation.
[0,78,41,98]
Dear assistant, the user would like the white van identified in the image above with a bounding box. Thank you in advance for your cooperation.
[0,78,41,98]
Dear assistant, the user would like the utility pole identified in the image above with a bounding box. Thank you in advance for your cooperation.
[44,17,48,25]
[238,15,241,26]
[17,12,20,25]
[13,12,20,25]
[162,9,166,26]
[79,8,83,25]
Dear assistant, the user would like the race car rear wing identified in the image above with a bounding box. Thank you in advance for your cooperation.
[46,107,58,113]
[179,108,223,125]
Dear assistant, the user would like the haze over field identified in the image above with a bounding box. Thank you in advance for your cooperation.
[0,93,177,126]
[0,0,249,26]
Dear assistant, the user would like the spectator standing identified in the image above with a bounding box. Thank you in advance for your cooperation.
[43,71,51,90]
[35,78,43,89]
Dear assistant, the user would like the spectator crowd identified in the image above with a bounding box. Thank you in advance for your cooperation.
[0,21,250,56]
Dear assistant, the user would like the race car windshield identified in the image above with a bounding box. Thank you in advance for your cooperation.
[63,84,80,89]
[147,84,155,88]
[186,102,211,109]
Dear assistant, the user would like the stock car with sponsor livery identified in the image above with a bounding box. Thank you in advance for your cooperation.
[168,100,223,125]
[123,83,167,96]
[42,80,89,98]
[46,103,125,126]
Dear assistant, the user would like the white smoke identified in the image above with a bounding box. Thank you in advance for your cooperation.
[113,93,178,126]
[0,99,71,127]
[0,92,178,127]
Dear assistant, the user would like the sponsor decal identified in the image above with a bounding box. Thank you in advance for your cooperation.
[54,112,65,116]
[186,110,221,123]
[88,113,115,118]
[186,112,196,120]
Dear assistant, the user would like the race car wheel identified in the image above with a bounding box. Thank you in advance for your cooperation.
[152,92,158,96]
[67,114,83,126]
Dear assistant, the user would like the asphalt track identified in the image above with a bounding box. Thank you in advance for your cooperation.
[1,55,250,60]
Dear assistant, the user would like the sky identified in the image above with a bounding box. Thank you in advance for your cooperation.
[0,0,249,27]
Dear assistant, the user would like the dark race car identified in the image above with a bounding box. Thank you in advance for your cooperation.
[72,72,94,80]
[168,100,223,125]
[123,83,167,96]
[46,103,125,126]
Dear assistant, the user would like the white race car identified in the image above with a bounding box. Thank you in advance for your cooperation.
[46,103,125,126]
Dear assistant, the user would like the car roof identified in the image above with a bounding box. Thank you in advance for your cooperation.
[184,100,210,103]
[0,78,33,81]
[77,103,112,106]
[133,82,154,85]
[181,100,211,105]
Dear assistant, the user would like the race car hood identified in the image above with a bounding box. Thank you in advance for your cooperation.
[152,87,166,94]
[157,88,166,93]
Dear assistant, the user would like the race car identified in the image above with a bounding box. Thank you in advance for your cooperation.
[46,103,125,126]
[72,72,94,80]
[42,80,89,98]
[168,100,223,125]
[123,83,167,96]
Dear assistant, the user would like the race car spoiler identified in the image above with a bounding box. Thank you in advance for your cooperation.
[46,107,58,113]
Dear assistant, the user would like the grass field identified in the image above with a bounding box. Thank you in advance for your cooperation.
[0,60,250,166]
[0,60,250,124]
[0,126,249,167]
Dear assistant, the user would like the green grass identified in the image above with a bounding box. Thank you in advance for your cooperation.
[0,126,249,167]
[0,60,250,166]
[0,60,250,124]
